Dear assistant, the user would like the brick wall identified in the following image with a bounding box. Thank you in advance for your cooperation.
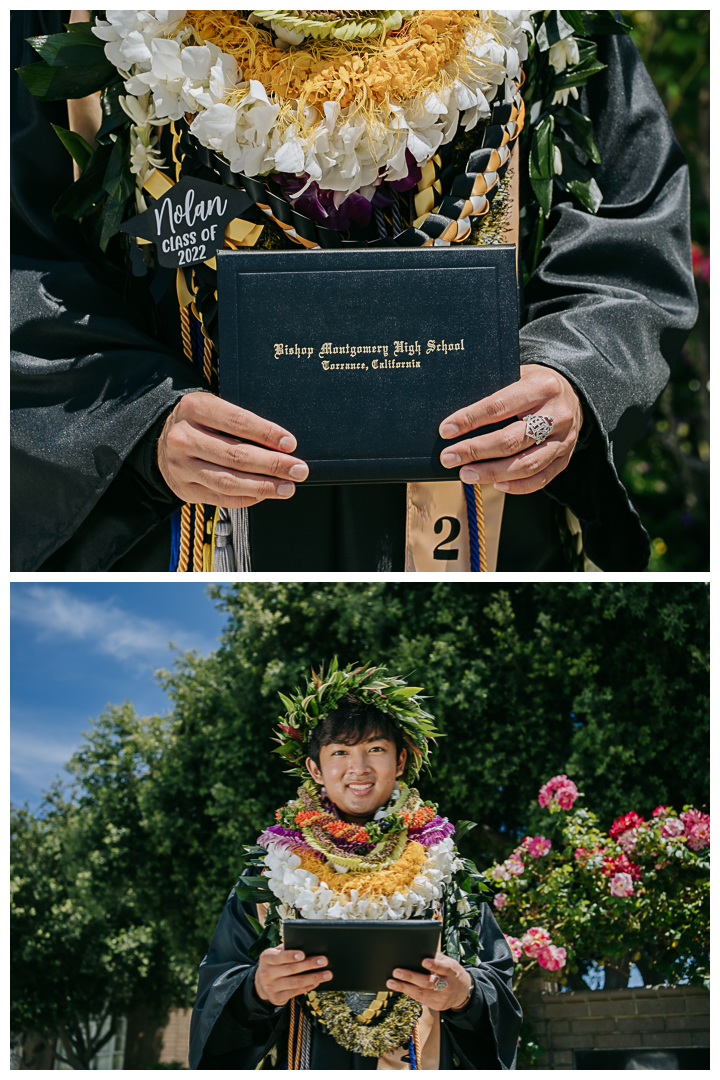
[520,983,710,1070]
[158,1008,192,1068]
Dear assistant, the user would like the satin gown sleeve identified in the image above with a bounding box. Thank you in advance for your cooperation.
[519,30,697,569]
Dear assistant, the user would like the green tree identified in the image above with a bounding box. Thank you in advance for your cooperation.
[139,582,708,972]
[10,705,191,1068]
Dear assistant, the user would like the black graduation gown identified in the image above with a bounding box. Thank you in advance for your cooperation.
[11,15,697,571]
[188,887,522,1070]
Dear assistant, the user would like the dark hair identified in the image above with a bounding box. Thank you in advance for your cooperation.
[307,695,405,771]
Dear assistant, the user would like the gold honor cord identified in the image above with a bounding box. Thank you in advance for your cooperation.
[145,131,264,572]
[404,138,520,574]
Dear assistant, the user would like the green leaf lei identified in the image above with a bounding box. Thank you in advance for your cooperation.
[518,10,632,281]
[274,658,442,786]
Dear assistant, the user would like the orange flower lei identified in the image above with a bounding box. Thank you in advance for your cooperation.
[181,10,489,111]
[294,808,370,845]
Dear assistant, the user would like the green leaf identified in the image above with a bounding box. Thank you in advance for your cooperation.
[390,687,424,699]
[552,42,607,91]
[245,913,263,935]
[50,125,94,172]
[27,21,108,67]
[581,11,632,36]
[102,136,133,203]
[560,11,585,36]
[556,107,601,164]
[52,143,112,221]
[455,820,477,843]
[95,80,130,142]
[17,59,114,101]
[556,142,603,213]
[535,11,577,51]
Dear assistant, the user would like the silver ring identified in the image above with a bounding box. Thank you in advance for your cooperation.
[433,977,449,991]
[523,413,555,445]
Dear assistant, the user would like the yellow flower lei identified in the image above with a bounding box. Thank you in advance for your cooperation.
[296,840,428,899]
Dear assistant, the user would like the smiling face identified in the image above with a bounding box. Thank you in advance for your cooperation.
[306,735,408,824]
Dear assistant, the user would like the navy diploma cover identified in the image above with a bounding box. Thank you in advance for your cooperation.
[217,245,520,484]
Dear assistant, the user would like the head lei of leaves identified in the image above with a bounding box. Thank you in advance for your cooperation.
[274,658,441,789]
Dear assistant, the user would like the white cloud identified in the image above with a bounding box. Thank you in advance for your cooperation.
[11,585,213,665]
[10,730,78,792]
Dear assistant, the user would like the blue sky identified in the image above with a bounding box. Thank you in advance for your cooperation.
[11,583,228,808]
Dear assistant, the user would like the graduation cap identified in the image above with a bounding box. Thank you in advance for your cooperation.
[118,174,254,270]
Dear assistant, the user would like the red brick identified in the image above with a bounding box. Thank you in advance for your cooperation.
[685,995,710,1014]
[616,1016,664,1034]
[692,1031,710,1047]
[551,1034,594,1050]
[588,998,636,1017]
[571,1018,616,1036]
[665,1014,708,1032]
[635,997,686,1015]
[641,1032,692,1048]
[594,1033,643,1049]
[547,1020,569,1035]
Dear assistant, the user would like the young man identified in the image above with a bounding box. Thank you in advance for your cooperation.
[189,662,522,1069]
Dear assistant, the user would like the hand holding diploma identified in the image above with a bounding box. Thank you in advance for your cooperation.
[387,953,474,1011]
[439,364,584,494]
[158,392,309,507]
[254,946,333,1006]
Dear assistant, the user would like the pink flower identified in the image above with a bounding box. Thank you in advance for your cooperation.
[609,872,634,897]
[601,851,642,881]
[653,805,672,819]
[494,892,508,910]
[610,811,644,852]
[609,811,644,841]
[505,857,525,876]
[681,809,710,852]
[660,817,685,839]
[521,927,551,958]
[490,864,511,881]
[538,774,579,811]
[524,835,552,858]
[555,785,578,810]
[504,935,523,962]
[537,944,567,971]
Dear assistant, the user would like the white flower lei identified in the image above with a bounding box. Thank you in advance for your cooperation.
[264,835,461,921]
[92,9,535,199]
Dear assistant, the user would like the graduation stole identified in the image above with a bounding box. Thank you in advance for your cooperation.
[161,83,523,573]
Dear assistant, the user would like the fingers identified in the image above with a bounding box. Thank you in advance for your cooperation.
[452,440,560,488]
[439,420,534,470]
[494,453,568,494]
[256,949,333,1006]
[263,949,328,975]
[173,424,309,482]
[421,955,455,976]
[158,392,309,507]
[177,392,298,453]
[439,367,566,438]
[389,967,433,991]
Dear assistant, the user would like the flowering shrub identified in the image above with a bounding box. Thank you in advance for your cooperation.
[538,774,579,811]
[488,779,710,990]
